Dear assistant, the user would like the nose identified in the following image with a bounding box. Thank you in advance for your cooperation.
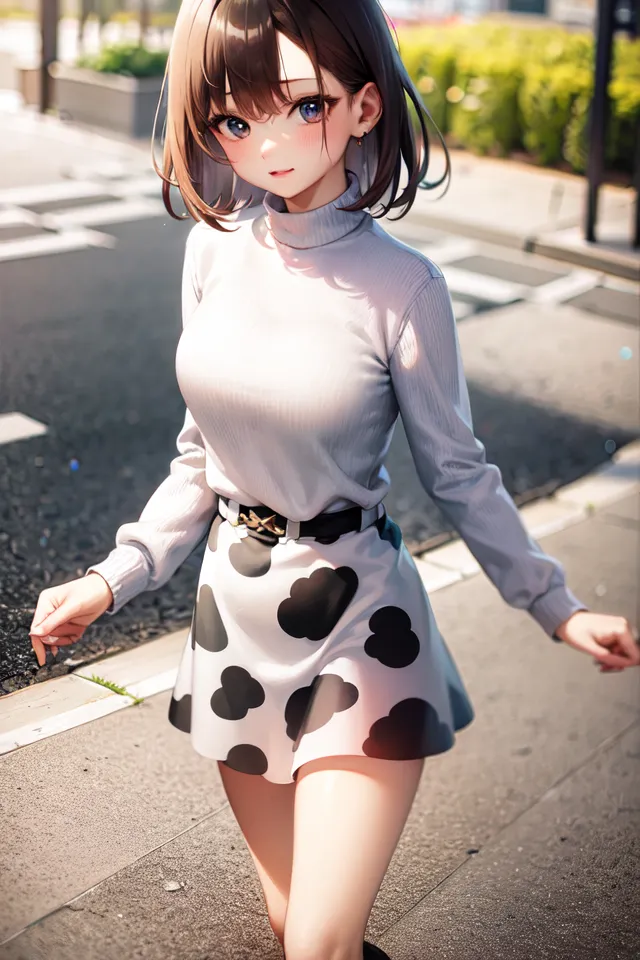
[260,137,278,159]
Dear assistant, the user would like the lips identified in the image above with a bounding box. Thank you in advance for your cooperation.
[269,168,294,176]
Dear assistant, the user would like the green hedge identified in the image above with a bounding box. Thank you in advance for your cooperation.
[75,42,169,78]
[398,22,640,176]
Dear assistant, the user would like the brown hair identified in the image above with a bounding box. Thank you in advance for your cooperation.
[153,0,450,231]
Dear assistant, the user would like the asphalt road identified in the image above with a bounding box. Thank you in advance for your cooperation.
[1,212,637,693]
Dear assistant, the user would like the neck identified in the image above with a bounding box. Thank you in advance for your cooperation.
[284,161,348,214]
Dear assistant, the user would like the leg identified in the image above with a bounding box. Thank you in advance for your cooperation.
[284,754,424,960]
[217,761,295,947]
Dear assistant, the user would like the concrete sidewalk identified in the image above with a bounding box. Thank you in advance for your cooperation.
[1,465,638,959]
[0,93,151,191]
[411,147,640,282]
[1,94,638,280]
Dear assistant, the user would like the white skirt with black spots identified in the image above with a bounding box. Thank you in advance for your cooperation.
[168,504,475,784]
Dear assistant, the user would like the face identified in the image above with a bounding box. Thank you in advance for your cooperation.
[207,31,379,200]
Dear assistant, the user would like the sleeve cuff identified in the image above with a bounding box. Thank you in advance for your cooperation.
[527,585,590,642]
[84,544,151,617]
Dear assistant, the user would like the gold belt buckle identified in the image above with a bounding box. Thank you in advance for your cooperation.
[238,508,286,537]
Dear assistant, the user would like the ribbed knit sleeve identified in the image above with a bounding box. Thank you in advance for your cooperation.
[84,227,219,616]
[389,274,588,640]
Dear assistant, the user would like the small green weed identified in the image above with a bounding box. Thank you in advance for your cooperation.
[82,673,145,705]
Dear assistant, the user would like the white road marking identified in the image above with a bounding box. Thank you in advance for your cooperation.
[383,220,445,246]
[61,160,153,181]
[0,227,114,262]
[0,179,109,207]
[452,299,476,320]
[0,412,48,445]
[0,206,41,228]
[40,197,166,229]
[529,269,602,305]
[410,237,478,265]
[440,264,529,304]
[601,275,640,294]
[109,176,163,198]
[380,224,526,305]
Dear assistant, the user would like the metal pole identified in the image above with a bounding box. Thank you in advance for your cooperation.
[39,0,59,114]
[585,0,615,243]
[634,117,640,248]
[632,0,640,246]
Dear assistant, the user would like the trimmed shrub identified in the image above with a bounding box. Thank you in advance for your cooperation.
[519,63,592,165]
[396,21,640,177]
[449,48,523,156]
[397,28,456,135]
[75,42,169,78]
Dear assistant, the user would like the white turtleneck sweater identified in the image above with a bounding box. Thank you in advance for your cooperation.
[86,171,588,638]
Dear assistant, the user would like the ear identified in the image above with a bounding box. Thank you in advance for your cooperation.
[344,120,379,202]
[352,82,383,138]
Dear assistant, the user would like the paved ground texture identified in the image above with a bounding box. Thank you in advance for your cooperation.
[0,492,638,959]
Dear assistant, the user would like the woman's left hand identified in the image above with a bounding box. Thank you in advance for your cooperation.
[554,611,640,672]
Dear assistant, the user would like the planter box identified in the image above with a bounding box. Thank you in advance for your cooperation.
[0,49,19,91]
[49,62,166,138]
[18,64,50,107]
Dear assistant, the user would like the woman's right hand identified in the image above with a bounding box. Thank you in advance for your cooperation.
[29,572,115,667]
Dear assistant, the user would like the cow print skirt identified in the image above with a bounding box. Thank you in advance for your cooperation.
[168,503,475,784]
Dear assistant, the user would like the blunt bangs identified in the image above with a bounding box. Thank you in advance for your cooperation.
[155,0,450,230]
[206,0,303,121]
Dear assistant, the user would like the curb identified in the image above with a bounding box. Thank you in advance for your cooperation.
[407,209,640,282]
[530,231,640,284]
[1,440,639,757]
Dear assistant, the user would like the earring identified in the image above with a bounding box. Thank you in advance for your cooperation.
[356,130,367,147]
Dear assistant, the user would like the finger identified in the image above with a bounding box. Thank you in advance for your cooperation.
[41,633,78,646]
[30,597,58,634]
[30,633,47,667]
[597,650,635,668]
[587,635,634,669]
[30,614,77,640]
[614,627,640,666]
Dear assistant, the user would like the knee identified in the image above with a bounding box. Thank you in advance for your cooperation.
[283,928,360,960]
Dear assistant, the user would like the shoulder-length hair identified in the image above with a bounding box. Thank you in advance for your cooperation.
[153,0,450,231]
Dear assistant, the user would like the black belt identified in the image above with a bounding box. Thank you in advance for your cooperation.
[218,496,382,544]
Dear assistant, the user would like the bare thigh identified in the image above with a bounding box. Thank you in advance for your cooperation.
[284,754,425,960]
[217,761,295,945]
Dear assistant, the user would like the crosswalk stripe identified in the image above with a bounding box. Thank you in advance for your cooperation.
[602,275,639,294]
[382,227,526,304]
[0,412,48,446]
[383,223,478,263]
[109,176,163,199]
[440,264,528,304]
[410,237,478,265]
[0,180,109,207]
[0,207,40,228]
[0,228,115,262]
[451,299,476,320]
[40,197,166,229]
[383,221,444,246]
[528,269,602,305]
[61,161,153,182]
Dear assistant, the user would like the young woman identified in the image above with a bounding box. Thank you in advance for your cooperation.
[30,1,639,957]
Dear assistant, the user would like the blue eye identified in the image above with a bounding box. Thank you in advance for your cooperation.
[298,99,323,123]
[210,116,250,140]
[227,118,249,137]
